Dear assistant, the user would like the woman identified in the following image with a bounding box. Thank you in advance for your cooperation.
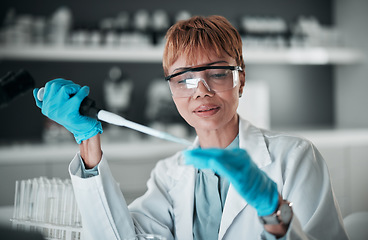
[34,16,348,239]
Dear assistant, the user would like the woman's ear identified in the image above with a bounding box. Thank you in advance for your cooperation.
[239,70,246,98]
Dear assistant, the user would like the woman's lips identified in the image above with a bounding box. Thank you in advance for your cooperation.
[193,105,220,117]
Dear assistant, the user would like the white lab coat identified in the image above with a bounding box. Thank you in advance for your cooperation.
[69,118,348,239]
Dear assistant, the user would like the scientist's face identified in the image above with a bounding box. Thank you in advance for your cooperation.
[168,52,245,133]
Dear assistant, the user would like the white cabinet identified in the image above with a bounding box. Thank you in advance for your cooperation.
[317,146,350,216]
[348,145,368,214]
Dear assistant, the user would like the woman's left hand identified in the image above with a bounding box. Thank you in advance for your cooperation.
[184,148,279,216]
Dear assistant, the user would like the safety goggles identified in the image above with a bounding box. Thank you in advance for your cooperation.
[165,66,243,98]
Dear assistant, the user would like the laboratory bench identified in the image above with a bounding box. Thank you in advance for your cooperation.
[1,129,368,219]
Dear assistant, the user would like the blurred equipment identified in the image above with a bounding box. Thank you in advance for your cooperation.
[290,16,341,48]
[103,66,133,116]
[151,9,170,45]
[240,15,289,49]
[48,6,72,46]
[0,69,35,108]
[174,10,191,22]
[103,66,134,141]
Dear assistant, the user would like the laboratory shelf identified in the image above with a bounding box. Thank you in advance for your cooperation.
[243,47,365,65]
[0,45,364,64]
[0,45,164,63]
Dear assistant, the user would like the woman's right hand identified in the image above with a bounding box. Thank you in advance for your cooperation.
[33,79,103,144]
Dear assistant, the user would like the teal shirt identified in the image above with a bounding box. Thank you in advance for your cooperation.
[219,135,239,208]
[193,135,239,240]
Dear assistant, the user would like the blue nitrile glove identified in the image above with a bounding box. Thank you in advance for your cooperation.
[184,148,279,216]
[33,79,103,144]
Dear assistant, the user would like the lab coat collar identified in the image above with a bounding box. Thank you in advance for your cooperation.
[238,118,272,168]
[218,185,246,239]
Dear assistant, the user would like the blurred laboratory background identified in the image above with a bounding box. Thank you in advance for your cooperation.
[0,0,367,236]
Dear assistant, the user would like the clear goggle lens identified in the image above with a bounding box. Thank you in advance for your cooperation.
[166,66,242,98]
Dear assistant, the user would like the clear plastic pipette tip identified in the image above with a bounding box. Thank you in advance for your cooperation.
[97,110,192,146]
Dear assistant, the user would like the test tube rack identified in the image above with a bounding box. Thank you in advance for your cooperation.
[11,177,83,240]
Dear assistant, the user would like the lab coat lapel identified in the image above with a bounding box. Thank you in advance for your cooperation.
[218,118,272,239]
[168,164,196,240]
[239,118,272,168]
[218,185,247,239]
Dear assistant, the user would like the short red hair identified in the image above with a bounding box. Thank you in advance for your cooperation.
[163,15,245,76]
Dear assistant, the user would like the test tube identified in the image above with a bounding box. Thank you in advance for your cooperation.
[24,179,32,221]
[31,178,42,233]
[13,180,20,220]
[56,178,64,239]
[19,180,26,221]
[35,178,44,222]
[28,178,38,232]
[52,178,61,238]
[66,183,74,226]
[45,178,55,236]
[60,180,68,239]
[41,177,49,235]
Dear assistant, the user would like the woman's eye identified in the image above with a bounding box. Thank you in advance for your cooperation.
[212,73,226,78]
[178,79,188,85]
[209,71,228,79]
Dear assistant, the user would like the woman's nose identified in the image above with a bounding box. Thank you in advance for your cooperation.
[192,80,214,99]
